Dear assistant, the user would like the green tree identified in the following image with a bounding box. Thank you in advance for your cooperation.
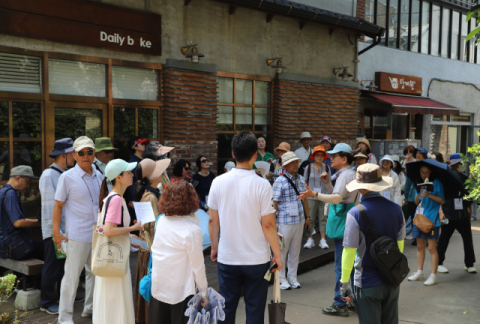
[462,130,480,200]
[467,2,480,44]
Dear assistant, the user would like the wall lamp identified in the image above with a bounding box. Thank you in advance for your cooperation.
[361,80,378,91]
[333,66,353,81]
[267,56,287,74]
[181,42,205,64]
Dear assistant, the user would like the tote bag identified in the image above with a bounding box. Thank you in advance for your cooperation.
[268,271,288,324]
[92,193,131,278]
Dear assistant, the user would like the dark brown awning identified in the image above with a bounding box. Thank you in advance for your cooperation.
[365,92,460,115]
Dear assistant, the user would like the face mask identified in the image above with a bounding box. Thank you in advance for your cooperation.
[457,164,466,173]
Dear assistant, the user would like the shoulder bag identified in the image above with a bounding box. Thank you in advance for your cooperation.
[413,200,438,235]
[91,193,131,277]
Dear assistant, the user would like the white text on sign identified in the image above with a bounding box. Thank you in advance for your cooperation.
[100,32,152,48]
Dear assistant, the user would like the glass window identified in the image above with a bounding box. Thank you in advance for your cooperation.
[392,114,408,139]
[387,0,398,47]
[377,0,387,44]
[138,108,158,139]
[411,0,420,52]
[112,66,158,100]
[235,79,253,105]
[399,0,410,50]
[255,108,268,132]
[217,78,233,104]
[441,8,451,58]
[235,107,252,131]
[451,11,460,60]
[55,108,103,139]
[365,0,376,44]
[469,18,476,63]
[114,107,135,139]
[12,102,41,138]
[421,1,430,54]
[431,5,440,56]
[0,102,8,138]
[12,141,42,177]
[451,114,471,123]
[461,13,469,62]
[255,81,270,106]
[0,52,42,93]
[49,59,106,97]
[217,106,233,132]
[373,115,389,139]
[0,142,9,180]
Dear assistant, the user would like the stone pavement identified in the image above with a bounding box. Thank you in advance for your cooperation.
[233,224,480,324]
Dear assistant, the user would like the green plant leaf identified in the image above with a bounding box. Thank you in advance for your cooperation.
[466,26,480,42]
[467,4,480,21]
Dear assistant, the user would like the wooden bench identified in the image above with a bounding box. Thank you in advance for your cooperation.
[0,258,43,291]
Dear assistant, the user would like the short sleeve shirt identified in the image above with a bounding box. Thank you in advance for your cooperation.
[272,173,307,225]
[414,178,445,227]
[104,194,123,225]
[333,166,357,203]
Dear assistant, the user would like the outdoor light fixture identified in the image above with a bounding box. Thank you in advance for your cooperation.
[333,66,353,81]
[361,80,378,91]
[267,56,287,74]
[181,42,205,64]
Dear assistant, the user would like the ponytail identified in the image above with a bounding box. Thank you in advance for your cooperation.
[98,177,118,211]
[133,164,150,202]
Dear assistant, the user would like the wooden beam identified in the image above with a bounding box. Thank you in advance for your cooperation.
[229,5,237,15]
[184,0,192,5]
[300,21,306,30]
[267,14,274,23]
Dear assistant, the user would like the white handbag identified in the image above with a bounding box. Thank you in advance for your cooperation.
[91,193,131,278]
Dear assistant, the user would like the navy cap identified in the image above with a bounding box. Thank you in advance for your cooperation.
[49,138,74,158]
[320,136,331,143]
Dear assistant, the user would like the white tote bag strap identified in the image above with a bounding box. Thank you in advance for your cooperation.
[273,271,281,303]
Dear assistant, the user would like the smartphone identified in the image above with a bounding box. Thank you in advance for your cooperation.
[268,262,278,272]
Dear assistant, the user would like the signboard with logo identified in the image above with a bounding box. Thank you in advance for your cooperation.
[0,0,161,56]
[375,72,422,95]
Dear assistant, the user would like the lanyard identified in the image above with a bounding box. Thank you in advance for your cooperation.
[81,173,101,206]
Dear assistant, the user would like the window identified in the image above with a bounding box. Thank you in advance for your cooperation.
[377,0,387,44]
[49,59,106,97]
[387,0,398,47]
[451,11,460,60]
[411,0,421,52]
[421,1,430,54]
[441,8,451,58]
[112,66,159,100]
[0,52,42,93]
[365,0,376,44]
[461,13,469,62]
[431,5,441,56]
[399,0,410,50]
[55,108,103,140]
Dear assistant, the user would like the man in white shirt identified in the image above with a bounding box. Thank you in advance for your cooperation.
[52,136,104,324]
[295,132,313,164]
[209,132,282,324]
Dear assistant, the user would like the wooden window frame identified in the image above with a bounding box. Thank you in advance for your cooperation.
[112,105,162,142]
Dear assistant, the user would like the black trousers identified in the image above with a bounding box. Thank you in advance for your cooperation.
[407,201,417,221]
[40,237,65,308]
[438,217,476,267]
[148,295,192,324]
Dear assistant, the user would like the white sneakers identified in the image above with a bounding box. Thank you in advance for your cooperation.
[437,265,449,273]
[280,278,301,290]
[319,239,329,249]
[465,266,477,273]
[304,238,314,249]
[405,234,413,240]
[280,281,291,290]
[407,270,425,281]
[423,274,439,286]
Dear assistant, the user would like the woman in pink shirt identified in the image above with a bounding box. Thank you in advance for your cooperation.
[93,159,144,324]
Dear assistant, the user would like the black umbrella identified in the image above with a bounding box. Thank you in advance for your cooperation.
[405,159,465,200]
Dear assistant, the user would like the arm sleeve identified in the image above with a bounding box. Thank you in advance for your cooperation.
[55,174,68,202]
[397,240,404,253]
[207,179,218,210]
[104,195,123,225]
[399,173,406,191]
[272,180,282,202]
[186,227,208,293]
[260,184,276,217]
[341,247,357,283]
[4,190,25,224]
[393,174,402,206]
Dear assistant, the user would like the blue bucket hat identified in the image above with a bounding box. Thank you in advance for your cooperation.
[327,143,352,155]
[449,153,462,166]
[414,147,428,159]
[49,138,74,158]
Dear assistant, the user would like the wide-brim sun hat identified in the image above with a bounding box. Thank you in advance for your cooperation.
[274,142,291,154]
[356,138,372,151]
[354,151,368,160]
[10,165,39,179]
[105,159,137,181]
[309,145,329,160]
[281,151,301,167]
[300,132,312,141]
[392,155,400,162]
[139,158,171,182]
[49,138,74,158]
[346,164,393,192]
[380,155,394,165]
[157,145,175,155]
[73,136,95,152]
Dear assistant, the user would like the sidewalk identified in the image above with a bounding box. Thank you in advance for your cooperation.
[233,225,480,324]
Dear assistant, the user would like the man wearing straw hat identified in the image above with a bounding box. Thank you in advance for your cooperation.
[340,164,405,323]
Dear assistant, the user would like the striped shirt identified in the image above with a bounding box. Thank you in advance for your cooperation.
[55,164,104,243]
[39,163,66,239]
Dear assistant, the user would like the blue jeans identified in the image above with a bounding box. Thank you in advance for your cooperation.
[218,262,270,324]
[406,217,413,235]
[334,239,354,307]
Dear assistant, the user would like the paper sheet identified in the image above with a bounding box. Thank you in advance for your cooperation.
[133,202,156,224]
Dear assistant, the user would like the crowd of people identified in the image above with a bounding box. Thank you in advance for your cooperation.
[0,131,477,324]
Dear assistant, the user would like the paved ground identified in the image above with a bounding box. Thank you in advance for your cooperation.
[233,224,480,324]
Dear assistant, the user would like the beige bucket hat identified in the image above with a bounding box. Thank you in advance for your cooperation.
[281,151,301,167]
[346,164,393,192]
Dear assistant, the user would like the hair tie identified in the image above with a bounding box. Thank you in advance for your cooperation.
[140,177,149,186]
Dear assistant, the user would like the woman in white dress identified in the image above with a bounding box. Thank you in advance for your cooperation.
[379,155,402,206]
[93,159,144,324]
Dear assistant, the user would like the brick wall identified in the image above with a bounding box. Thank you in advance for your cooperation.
[273,80,360,152]
[162,68,218,174]
[357,0,366,42]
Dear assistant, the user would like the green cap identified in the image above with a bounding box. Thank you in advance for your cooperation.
[95,137,118,153]
[105,159,137,181]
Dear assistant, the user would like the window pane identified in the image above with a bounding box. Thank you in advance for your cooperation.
[461,13,469,62]
[411,0,420,52]
[469,18,476,63]
[451,114,471,123]
[235,79,253,105]
[254,107,268,132]
[235,107,252,131]
[254,81,270,106]
[374,115,388,139]
[377,0,387,45]
[55,108,103,139]
[431,5,440,56]
[114,107,135,139]
[217,106,233,131]
[217,77,233,104]
[400,0,410,50]
[392,114,408,139]
[421,1,430,54]
[365,0,376,44]
[0,142,10,180]
[0,52,42,93]
[441,9,451,58]
[387,0,398,47]
[451,11,460,60]
[138,109,158,139]
[112,66,158,100]
[217,134,234,174]
[0,102,7,138]
[49,59,106,97]
[12,102,41,138]
[13,141,42,177]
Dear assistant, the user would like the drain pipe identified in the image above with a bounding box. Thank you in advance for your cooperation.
[358,35,382,56]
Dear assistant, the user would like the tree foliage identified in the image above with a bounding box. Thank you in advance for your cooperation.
[462,129,480,200]
[467,1,480,43]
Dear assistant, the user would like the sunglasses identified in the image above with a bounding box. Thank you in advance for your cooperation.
[77,150,94,157]
[406,150,414,153]
[184,167,191,171]
[201,159,210,163]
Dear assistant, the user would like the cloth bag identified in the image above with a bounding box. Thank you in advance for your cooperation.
[92,193,131,278]
[326,200,356,240]
[268,271,287,324]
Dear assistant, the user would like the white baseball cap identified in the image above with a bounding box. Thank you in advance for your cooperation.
[73,136,95,152]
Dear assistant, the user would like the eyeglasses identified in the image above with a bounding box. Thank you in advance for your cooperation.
[201,159,210,163]
[77,150,94,157]
[103,150,114,154]
[406,150,414,153]
[420,172,431,176]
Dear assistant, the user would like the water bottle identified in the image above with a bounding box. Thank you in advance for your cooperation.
[443,219,449,225]
[60,240,68,255]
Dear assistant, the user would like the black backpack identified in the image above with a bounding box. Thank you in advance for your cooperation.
[357,204,410,287]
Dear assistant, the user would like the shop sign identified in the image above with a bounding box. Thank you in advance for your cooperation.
[375,72,422,95]
[0,0,161,56]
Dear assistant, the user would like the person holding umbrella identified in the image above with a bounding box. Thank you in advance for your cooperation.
[407,164,445,286]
